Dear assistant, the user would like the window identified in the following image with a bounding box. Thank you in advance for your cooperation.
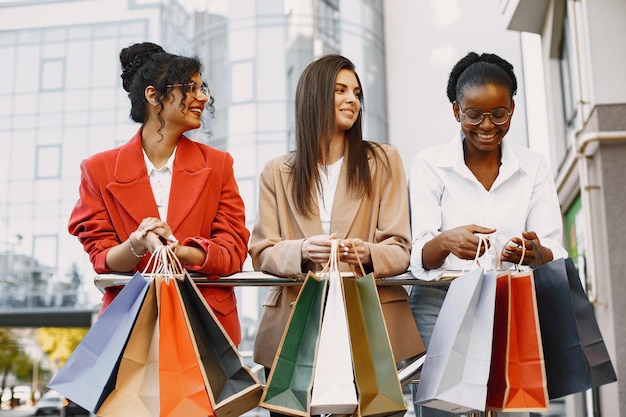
[559,12,578,137]
[36,145,62,179]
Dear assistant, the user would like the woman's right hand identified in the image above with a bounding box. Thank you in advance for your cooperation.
[301,234,336,264]
[133,217,173,253]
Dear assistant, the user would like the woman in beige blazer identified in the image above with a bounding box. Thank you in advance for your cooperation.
[249,55,424,406]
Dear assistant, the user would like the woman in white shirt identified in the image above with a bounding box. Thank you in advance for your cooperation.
[408,52,567,417]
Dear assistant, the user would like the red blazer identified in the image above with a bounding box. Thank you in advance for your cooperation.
[68,129,250,344]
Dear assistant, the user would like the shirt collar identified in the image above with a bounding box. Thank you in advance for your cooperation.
[143,147,177,175]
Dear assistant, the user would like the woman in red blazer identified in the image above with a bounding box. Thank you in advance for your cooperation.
[68,42,249,344]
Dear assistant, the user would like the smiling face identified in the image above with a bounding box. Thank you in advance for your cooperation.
[453,82,515,154]
[161,73,209,133]
[334,68,361,133]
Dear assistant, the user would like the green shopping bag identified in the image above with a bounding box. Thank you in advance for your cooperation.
[343,268,407,417]
[259,271,328,416]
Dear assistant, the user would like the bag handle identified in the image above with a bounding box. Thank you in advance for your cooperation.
[501,236,526,272]
[348,241,368,279]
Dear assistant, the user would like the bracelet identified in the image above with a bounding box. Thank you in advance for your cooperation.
[129,234,147,258]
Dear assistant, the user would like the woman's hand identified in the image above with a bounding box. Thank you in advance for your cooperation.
[133,217,176,253]
[422,224,496,270]
[501,230,553,267]
[339,238,371,266]
[301,234,336,264]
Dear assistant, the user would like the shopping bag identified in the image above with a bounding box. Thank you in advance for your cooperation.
[487,269,548,412]
[564,258,617,387]
[344,258,406,417]
[310,240,358,415]
[48,271,150,412]
[533,258,590,399]
[97,280,159,416]
[414,267,497,413]
[175,272,263,417]
[158,273,215,417]
[259,271,328,416]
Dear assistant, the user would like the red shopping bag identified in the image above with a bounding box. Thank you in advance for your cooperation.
[486,269,548,412]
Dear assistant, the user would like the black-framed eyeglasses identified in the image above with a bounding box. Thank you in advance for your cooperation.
[456,103,512,125]
[166,82,210,99]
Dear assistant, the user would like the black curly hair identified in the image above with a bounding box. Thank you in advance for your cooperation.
[446,52,517,104]
[119,42,214,130]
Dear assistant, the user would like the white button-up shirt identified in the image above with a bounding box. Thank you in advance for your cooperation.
[143,147,177,221]
[409,132,567,280]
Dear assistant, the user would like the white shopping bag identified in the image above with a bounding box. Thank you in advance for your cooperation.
[414,265,498,413]
[310,240,358,415]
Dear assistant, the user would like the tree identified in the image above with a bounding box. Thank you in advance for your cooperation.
[0,328,20,391]
[37,327,88,368]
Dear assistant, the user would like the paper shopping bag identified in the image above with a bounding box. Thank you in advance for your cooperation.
[158,275,215,417]
[487,270,548,412]
[564,258,617,387]
[343,272,406,417]
[259,271,328,416]
[48,271,150,413]
[176,273,263,417]
[310,240,358,415]
[533,258,590,399]
[97,280,159,416]
[414,267,497,413]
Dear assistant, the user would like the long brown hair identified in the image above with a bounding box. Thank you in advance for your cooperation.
[289,54,386,215]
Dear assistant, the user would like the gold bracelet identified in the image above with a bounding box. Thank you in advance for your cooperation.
[129,234,147,258]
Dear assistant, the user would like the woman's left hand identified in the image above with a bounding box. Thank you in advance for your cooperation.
[338,238,371,266]
[501,231,553,267]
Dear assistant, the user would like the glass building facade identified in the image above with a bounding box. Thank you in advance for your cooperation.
[0,0,388,325]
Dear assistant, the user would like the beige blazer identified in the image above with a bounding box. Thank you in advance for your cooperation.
[250,143,425,368]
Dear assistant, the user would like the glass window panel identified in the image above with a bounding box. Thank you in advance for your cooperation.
[66,40,91,89]
[41,58,65,90]
[34,178,62,203]
[230,0,255,19]
[8,180,33,203]
[228,104,256,135]
[37,127,62,145]
[12,93,38,116]
[64,111,89,127]
[231,61,254,103]
[11,130,36,179]
[64,89,90,111]
[92,39,118,87]
[0,95,12,115]
[18,30,40,43]
[36,145,61,179]
[0,46,16,94]
[229,29,255,61]
[38,112,63,129]
[43,27,66,42]
[89,88,117,110]
[16,45,40,93]
[257,103,286,132]
[68,25,92,39]
[39,91,63,113]
[90,109,116,126]
[32,235,58,269]
[0,31,17,46]
[230,144,256,177]
[257,28,285,101]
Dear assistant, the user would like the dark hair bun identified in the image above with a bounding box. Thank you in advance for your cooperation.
[120,42,165,92]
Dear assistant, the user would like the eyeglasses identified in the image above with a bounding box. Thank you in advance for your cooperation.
[166,82,210,99]
[457,104,512,125]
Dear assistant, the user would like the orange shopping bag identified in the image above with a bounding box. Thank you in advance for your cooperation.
[486,265,548,412]
[158,273,215,417]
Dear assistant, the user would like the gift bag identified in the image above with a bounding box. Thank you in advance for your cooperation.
[48,271,150,413]
[310,240,358,415]
[343,254,406,417]
[533,257,590,399]
[97,280,159,416]
[259,271,328,416]
[415,236,497,413]
[155,250,215,417]
[564,258,617,387]
[414,267,497,413]
[487,268,548,412]
[176,272,263,417]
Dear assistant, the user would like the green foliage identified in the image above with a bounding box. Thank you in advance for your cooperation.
[37,327,88,367]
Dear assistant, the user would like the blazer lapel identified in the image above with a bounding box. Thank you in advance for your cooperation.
[167,137,210,232]
[279,163,323,237]
[107,132,159,225]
